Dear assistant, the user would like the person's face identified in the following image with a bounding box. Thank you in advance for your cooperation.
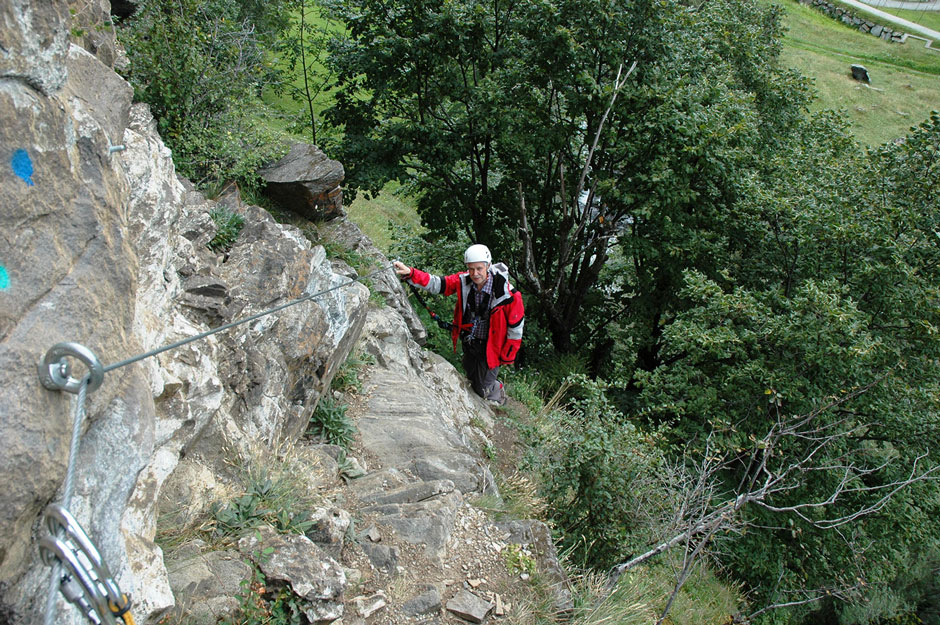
[466,262,489,287]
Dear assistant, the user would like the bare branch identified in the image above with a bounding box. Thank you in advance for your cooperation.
[517,182,544,296]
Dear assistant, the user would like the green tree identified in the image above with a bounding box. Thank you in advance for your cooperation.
[634,114,940,623]
[118,0,293,188]
[324,0,813,357]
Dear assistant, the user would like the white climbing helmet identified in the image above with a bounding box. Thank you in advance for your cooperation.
[464,244,492,265]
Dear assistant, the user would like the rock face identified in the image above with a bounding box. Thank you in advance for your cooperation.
[259,143,346,221]
[0,8,369,624]
[317,217,428,345]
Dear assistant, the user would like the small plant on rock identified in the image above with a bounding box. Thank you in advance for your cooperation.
[307,396,356,448]
[211,470,315,539]
[208,207,245,253]
[331,349,374,394]
[504,544,538,577]
[222,563,306,625]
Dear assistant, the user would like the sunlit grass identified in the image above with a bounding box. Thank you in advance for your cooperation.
[767,0,940,146]
[345,181,423,254]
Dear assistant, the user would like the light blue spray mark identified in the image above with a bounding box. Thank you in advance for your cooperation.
[12,149,35,186]
[0,266,9,290]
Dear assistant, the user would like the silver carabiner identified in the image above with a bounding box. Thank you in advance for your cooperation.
[40,505,127,624]
[39,535,113,625]
[37,342,104,395]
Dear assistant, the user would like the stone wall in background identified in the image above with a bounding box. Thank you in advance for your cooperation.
[799,0,907,42]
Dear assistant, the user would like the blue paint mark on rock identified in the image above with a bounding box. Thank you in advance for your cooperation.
[0,266,9,290]
[12,149,35,186]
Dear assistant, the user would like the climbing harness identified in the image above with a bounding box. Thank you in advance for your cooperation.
[402,277,488,339]
[36,263,391,625]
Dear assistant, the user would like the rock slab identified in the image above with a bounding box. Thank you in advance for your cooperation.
[446,589,494,623]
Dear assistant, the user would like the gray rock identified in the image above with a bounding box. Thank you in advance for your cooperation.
[239,526,346,622]
[260,143,345,221]
[179,275,231,325]
[871,25,883,37]
[0,0,70,94]
[851,64,870,83]
[352,591,387,618]
[362,492,462,561]
[359,479,456,505]
[346,468,411,495]
[317,217,428,345]
[446,589,494,623]
[294,445,342,488]
[359,541,399,572]
[496,520,574,613]
[355,366,488,486]
[307,507,351,558]
[343,456,369,479]
[402,586,442,616]
[412,456,494,496]
[166,547,251,625]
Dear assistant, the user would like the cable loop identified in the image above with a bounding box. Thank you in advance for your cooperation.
[37,343,104,395]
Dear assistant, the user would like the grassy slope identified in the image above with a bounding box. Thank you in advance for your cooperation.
[767,0,940,146]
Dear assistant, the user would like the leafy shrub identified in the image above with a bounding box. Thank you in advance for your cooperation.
[331,348,375,394]
[118,0,288,190]
[307,396,356,448]
[222,564,306,625]
[208,207,245,252]
[388,224,470,278]
[533,375,668,569]
[502,369,544,416]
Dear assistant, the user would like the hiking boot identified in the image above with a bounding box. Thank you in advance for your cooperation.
[487,382,507,407]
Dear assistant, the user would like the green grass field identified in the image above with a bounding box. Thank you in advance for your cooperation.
[345,181,423,254]
[768,0,940,146]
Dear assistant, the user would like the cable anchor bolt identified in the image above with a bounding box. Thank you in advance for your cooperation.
[37,342,104,395]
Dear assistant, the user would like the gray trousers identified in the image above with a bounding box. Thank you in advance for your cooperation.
[461,338,504,402]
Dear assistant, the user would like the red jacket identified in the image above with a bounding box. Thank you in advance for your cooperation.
[406,263,524,369]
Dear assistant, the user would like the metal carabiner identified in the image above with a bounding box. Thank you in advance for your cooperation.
[41,505,128,624]
[37,342,104,395]
[39,534,113,625]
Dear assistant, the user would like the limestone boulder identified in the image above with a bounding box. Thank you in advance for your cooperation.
[260,143,345,221]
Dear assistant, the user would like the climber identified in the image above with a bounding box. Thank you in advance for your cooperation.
[393,244,524,406]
